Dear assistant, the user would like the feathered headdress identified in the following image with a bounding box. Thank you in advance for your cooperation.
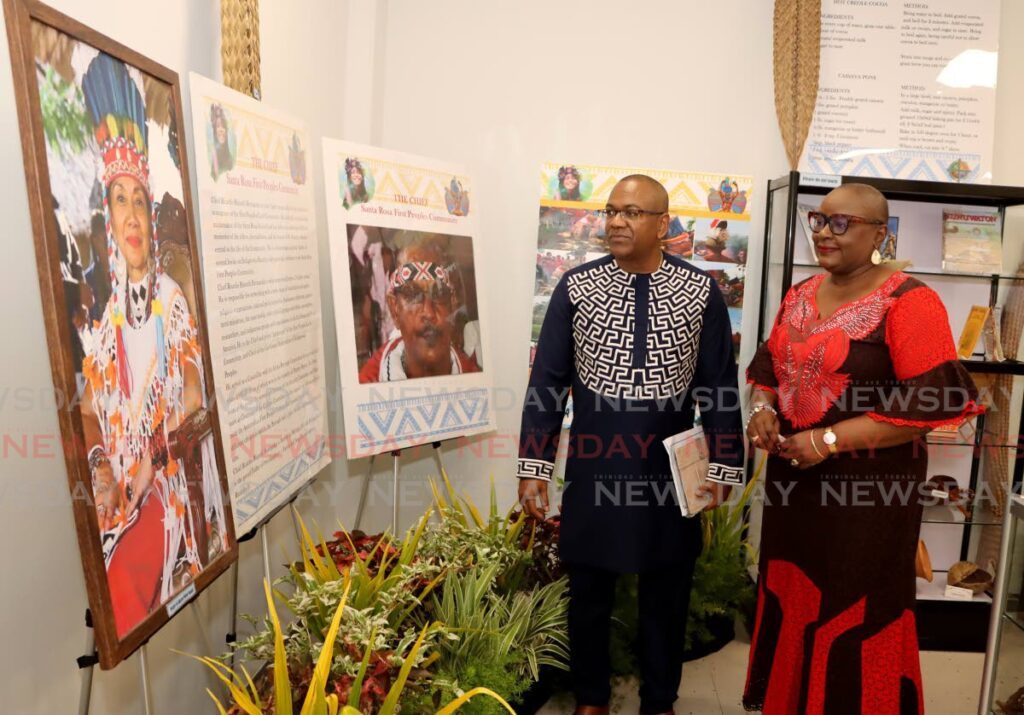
[83,53,150,193]
[81,53,166,397]
[345,157,363,176]
[558,165,579,182]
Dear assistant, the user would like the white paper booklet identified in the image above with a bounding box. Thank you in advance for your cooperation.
[663,425,713,518]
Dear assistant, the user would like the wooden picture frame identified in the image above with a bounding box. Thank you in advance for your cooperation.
[3,0,237,669]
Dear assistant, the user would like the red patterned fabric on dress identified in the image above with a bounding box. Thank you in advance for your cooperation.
[743,272,980,714]
[768,272,901,428]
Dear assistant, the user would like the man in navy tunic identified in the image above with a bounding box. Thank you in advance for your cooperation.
[517,175,744,715]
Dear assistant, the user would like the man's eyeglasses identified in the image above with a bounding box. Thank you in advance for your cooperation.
[394,282,453,308]
[807,210,885,236]
[601,207,665,222]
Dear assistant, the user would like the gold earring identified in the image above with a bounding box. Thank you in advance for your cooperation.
[871,248,882,265]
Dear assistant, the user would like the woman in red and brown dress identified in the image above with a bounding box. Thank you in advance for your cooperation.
[743,183,983,714]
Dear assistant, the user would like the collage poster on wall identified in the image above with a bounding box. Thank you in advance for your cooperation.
[189,73,331,533]
[533,162,753,371]
[322,140,495,457]
[3,0,236,667]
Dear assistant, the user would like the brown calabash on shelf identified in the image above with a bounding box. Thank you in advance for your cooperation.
[947,561,994,594]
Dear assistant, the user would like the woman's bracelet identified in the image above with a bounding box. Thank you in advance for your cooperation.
[87,445,109,472]
[88,446,116,497]
[745,402,778,430]
[809,429,826,459]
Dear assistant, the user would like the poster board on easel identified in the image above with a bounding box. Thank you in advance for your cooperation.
[321,139,495,458]
[188,72,331,533]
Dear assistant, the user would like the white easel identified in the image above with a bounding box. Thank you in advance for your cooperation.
[353,441,450,534]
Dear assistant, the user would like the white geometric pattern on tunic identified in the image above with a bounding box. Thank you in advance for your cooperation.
[567,259,711,400]
[516,458,554,481]
[708,462,744,485]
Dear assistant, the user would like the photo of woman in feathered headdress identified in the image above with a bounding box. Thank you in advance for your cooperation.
[207,102,236,179]
[547,164,593,202]
[25,26,232,645]
[342,156,375,209]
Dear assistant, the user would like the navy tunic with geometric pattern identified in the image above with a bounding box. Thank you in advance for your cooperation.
[517,253,744,573]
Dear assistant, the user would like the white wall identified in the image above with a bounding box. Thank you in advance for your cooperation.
[0,1,1022,713]
[993,0,1024,187]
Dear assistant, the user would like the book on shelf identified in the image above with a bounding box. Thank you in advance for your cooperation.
[929,423,960,443]
[881,216,899,260]
[942,209,1002,274]
[797,202,818,257]
[983,305,1006,362]
[957,305,990,359]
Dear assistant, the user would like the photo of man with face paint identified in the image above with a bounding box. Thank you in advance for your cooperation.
[353,229,482,383]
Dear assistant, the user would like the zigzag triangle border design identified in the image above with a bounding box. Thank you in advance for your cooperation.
[234,440,327,524]
[354,389,493,451]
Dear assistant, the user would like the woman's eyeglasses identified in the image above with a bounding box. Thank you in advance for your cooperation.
[807,210,885,236]
[601,207,665,221]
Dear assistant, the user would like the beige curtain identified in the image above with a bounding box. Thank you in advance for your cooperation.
[773,0,821,169]
[221,0,262,99]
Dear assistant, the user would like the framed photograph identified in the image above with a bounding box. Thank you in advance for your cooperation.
[323,140,495,457]
[347,225,483,383]
[4,0,237,668]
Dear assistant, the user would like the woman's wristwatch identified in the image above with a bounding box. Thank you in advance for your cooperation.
[822,426,839,455]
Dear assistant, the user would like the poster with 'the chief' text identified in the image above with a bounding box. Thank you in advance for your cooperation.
[322,140,494,458]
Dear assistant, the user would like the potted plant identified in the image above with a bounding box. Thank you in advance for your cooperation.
[189,577,517,714]
[189,476,571,714]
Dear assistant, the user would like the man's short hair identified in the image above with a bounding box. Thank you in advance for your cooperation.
[616,174,669,212]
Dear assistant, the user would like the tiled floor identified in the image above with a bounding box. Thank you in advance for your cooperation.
[536,640,986,714]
